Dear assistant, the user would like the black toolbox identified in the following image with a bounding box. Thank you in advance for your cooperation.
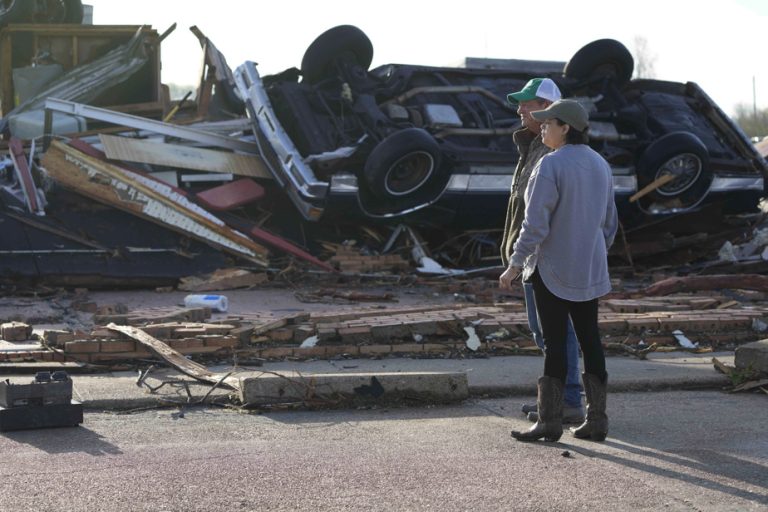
[0,372,83,431]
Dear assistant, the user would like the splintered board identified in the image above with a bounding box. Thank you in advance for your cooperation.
[41,141,268,266]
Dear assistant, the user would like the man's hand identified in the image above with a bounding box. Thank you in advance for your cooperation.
[499,265,523,290]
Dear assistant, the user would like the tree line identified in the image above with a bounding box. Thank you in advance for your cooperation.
[733,104,768,139]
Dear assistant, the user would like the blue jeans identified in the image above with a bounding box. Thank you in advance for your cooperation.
[523,281,583,408]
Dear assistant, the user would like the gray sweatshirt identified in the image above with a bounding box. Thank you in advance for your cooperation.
[510,144,618,301]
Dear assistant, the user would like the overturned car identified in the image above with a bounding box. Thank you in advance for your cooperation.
[234,25,767,228]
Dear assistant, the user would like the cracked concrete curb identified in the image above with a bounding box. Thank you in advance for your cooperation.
[3,351,736,411]
[238,371,469,407]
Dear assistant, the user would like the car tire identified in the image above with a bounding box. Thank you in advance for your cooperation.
[363,128,448,203]
[0,0,33,25]
[300,25,373,85]
[636,131,712,208]
[564,39,634,86]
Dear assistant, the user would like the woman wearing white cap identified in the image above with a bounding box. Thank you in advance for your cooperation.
[499,99,618,442]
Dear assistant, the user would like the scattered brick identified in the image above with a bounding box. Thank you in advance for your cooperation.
[359,344,392,356]
[64,341,102,353]
[100,341,137,353]
[1,322,32,341]
[42,330,76,346]
[260,347,294,359]
[268,328,295,342]
[338,326,372,344]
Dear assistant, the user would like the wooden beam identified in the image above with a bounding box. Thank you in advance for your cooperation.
[629,174,676,203]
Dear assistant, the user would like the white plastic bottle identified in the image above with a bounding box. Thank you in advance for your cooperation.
[183,294,228,313]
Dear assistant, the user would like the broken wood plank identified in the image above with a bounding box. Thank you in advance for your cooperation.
[731,378,768,392]
[99,134,271,179]
[41,141,268,266]
[107,323,240,391]
[69,139,332,273]
[178,268,268,292]
[308,289,397,302]
[9,137,43,215]
[644,275,768,296]
[190,25,239,103]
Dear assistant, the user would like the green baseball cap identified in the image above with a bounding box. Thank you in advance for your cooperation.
[506,78,561,104]
[530,99,590,131]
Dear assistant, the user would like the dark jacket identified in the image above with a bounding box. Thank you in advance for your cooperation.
[500,128,552,265]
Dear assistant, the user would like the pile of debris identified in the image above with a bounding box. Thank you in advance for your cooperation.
[1,288,766,368]
[0,17,764,288]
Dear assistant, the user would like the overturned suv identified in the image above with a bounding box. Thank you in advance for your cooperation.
[234,25,767,227]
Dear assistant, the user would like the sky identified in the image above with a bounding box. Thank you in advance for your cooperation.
[87,0,768,116]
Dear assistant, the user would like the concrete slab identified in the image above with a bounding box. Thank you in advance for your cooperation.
[735,339,768,373]
[238,371,469,407]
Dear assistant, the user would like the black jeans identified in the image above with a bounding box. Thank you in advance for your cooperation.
[530,270,606,383]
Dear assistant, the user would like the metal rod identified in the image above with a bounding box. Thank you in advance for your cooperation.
[44,98,259,154]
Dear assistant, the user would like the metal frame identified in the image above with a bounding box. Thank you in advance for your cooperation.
[43,98,259,154]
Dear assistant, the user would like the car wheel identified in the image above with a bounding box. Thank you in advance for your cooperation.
[0,0,33,25]
[300,25,373,85]
[564,39,634,86]
[636,131,712,209]
[363,128,447,204]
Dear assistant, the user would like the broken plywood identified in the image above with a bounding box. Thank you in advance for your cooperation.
[99,134,271,179]
[41,141,268,266]
[178,268,268,292]
[107,323,240,391]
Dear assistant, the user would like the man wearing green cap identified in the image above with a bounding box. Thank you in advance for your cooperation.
[500,78,585,425]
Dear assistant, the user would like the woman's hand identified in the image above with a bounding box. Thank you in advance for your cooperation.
[499,265,522,290]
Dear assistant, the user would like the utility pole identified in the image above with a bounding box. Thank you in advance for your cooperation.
[753,75,757,119]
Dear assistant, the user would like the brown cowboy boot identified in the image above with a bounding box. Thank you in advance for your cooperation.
[511,376,563,442]
[571,372,608,442]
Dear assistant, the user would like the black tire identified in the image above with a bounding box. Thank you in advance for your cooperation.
[363,128,447,203]
[636,131,712,208]
[300,25,373,85]
[0,0,33,25]
[564,39,634,86]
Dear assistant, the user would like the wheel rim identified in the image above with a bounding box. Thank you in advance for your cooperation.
[654,152,703,196]
[383,151,435,197]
